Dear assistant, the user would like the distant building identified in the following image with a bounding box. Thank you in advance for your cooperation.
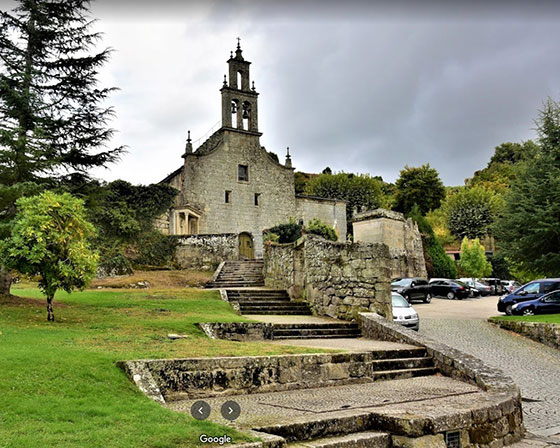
[158,42,346,258]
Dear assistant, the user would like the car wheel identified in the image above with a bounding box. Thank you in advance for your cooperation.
[424,293,432,303]
[447,291,455,300]
[505,305,513,316]
[522,308,535,316]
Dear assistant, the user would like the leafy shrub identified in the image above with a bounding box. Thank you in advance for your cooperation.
[97,243,133,277]
[304,218,337,241]
[263,232,280,243]
[133,231,180,267]
[267,219,302,244]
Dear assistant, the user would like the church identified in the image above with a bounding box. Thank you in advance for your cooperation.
[158,42,346,258]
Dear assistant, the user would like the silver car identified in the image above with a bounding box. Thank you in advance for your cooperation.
[392,292,419,331]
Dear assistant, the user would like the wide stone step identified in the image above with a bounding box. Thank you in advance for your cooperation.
[369,357,433,371]
[206,282,265,288]
[237,300,301,306]
[227,291,290,297]
[241,310,313,315]
[239,303,309,311]
[273,323,359,330]
[370,348,428,360]
[370,366,437,381]
[287,431,391,448]
[255,411,376,443]
[274,333,361,339]
[273,328,362,337]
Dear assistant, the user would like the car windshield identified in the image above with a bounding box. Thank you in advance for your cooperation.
[392,294,410,308]
[392,279,412,287]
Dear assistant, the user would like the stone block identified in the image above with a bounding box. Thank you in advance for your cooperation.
[392,434,446,448]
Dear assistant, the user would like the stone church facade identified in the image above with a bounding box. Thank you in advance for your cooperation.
[158,43,346,259]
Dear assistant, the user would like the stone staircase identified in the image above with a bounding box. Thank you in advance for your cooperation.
[226,290,313,315]
[368,347,436,381]
[287,431,391,448]
[206,260,265,288]
[272,323,361,339]
[257,350,436,447]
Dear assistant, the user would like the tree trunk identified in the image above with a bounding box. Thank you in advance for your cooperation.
[47,294,54,322]
[0,264,12,296]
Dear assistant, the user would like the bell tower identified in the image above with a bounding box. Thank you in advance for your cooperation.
[221,39,259,133]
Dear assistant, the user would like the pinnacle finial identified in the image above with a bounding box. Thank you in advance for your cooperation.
[183,130,193,157]
[223,74,227,87]
[285,146,292,168]
[236,36,241,49]
[230,50,233,58]
[251,80,256,91]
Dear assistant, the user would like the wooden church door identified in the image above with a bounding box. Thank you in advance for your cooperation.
[239,233,254,259]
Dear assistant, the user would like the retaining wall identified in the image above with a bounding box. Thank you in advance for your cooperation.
[174,233,238,269]
[263,235,392,320]
[118,352,387,402]
[491,319,560,350]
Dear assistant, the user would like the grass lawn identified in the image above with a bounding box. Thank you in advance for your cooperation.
[491,314,560,324]
[0,286,324,448]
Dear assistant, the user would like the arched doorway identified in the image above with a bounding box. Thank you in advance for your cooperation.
[238,232,254,259]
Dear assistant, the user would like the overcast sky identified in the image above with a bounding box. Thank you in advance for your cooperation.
[16,0,560,186]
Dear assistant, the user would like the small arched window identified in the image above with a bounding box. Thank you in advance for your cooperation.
[237,71,243,90]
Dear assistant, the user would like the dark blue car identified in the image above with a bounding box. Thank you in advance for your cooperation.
[511,290,560,316]
[497,278,560,315]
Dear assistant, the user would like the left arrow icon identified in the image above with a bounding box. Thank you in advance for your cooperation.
[190,401,211,420]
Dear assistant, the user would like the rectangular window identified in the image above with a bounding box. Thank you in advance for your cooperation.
[225,190,231,203]
[238,164,249,181]
[254,193,260,206]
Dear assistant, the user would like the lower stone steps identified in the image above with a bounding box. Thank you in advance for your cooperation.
[287,430,391,448]
[370,366,437,381]
[242,309,313,315]
[206,281,265,288]
[271,323,361,339]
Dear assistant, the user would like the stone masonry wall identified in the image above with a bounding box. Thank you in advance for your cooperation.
[352,209,427,279]
[295,195,347,242]
[119,352,380,402]
[491,319,560,350]
[174,234,238,269]
[264,235,392,320]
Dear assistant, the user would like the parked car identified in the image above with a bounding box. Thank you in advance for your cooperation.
[428,279,471,300]
[497,278,560,315]
[392,292,419,330]
[501,280,521,294]
[458,278,483,297]
[481,278,505,295]
[511,290,560,316]
[391,278,432,303]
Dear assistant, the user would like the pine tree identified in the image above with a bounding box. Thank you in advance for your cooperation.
[495,99,560,276]
[0,0,122,294]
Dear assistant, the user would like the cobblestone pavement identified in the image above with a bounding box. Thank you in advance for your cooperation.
[419,314,560,443]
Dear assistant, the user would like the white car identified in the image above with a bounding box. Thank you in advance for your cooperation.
[392,292,419,331]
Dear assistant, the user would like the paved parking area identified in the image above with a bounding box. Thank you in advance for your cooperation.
[414,295,560,443]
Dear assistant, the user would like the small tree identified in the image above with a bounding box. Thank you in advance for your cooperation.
[1,192,98,321]
[394,164,446,215]
[458,237,492,278]
[445,187,503,240]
